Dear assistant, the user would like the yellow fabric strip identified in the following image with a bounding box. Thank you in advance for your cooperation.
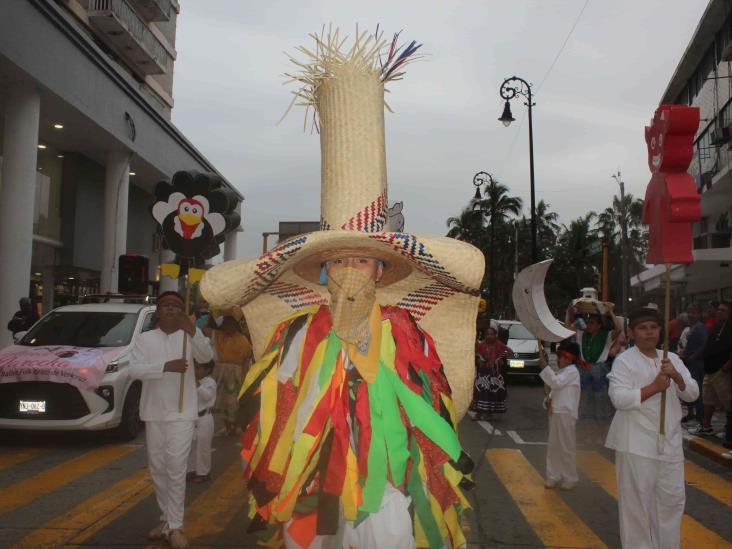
[160,262,180,279]
[187,267,207,284]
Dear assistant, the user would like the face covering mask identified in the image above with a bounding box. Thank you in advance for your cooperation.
[327,266,377,350]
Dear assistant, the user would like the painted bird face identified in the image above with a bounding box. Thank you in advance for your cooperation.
[178,199,203,227]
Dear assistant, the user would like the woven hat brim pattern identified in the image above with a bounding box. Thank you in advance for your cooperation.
[200,230,484,418]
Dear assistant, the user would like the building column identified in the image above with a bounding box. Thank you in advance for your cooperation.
[158,248,178,293]
[0,84,40,348]
[223,203,241,261]
[42,268,55,314]
[101,151,131,293]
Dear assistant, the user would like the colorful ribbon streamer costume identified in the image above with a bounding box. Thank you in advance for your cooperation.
[237,304,473,548]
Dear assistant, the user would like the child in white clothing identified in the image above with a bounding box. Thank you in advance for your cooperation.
[187,360,217,482]
[540,340,581,490]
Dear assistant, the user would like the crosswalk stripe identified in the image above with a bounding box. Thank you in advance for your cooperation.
[685,460,732,508]
[577,451,731,548]
[486,448,608,548]
[0,448,48,471]
[184,460,246,540]
[0,444,136,516]
[11,467,153,548]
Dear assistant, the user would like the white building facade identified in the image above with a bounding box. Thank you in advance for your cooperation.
[633,0,732,304]
[0,0,243,347]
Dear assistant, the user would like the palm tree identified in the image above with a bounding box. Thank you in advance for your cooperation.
[595,207,618,243]
[535,199,561,252]
[476,179,522,304]
[446,205,486,245]
[559,212,599,290]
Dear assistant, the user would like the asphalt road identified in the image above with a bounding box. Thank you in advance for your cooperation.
[1,381,731,548]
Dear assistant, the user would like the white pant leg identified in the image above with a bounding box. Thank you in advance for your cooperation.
[656,460,685,549]
[145,421,169,524]
[164,420,195,530]
[343,485,414,549]
[555,414,577,482]
[546,414,562,481]
[195,414,214,475]
[187,423,198,473]
[616,452,658,549]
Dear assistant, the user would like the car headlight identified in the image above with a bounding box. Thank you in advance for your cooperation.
[105,361,119,373]
[95,385,115,413]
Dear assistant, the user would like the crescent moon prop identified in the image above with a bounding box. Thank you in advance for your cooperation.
[512,259,575,343]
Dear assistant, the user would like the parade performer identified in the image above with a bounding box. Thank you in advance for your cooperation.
[471,322,512,419]
[129,291,213,549]
[539,340,581,490]
[605,306,698,549]
[212,314,252,436]
[201,27,483,549]
[187,359,217,482]
[565,304,621,443]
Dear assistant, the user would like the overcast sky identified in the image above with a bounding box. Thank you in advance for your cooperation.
[171,0,708,260]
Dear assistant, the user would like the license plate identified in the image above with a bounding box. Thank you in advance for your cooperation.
[509,359,525,369]
[19,400,46,413]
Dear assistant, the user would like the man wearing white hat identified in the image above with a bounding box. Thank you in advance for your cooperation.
[202,28,483,549]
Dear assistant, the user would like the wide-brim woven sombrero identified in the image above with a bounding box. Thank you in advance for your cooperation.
[201,26,485,419]
[202,230,483,418]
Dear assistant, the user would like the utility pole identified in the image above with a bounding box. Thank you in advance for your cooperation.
[612,171,629,319]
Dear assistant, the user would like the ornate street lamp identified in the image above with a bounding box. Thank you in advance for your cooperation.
[472,171,497,309]
[499,76,537,263]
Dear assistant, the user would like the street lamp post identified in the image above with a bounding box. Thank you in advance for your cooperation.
[612,171,629,319]
[472,171,496,310]
[498,76,537,263]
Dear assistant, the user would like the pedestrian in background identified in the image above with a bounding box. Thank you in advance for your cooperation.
[605,306,698,549]
[187,360,216,482]
[680,304,707,425]
[471,321,512,419]
[6,297,39,338]
[211,314,252,436]
[692,301,731,436]
[540,340,581,491]
[129,291,213,549]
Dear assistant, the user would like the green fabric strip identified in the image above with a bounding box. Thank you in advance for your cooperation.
[360,372,387,513]
[318,331,341,389]
[407,435,443,549]
[384,367,461,461]
[376,361,409,486]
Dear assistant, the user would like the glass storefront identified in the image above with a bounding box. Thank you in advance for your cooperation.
[34,144,63,241]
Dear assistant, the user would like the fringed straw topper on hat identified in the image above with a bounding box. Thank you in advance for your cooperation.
[201,26,485,419]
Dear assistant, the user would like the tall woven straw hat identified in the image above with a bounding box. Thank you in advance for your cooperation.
[201,27,485,419]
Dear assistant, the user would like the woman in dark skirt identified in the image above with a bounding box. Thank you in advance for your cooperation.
[471,325,513,419]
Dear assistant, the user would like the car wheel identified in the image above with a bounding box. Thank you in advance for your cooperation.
[114,382,142,441]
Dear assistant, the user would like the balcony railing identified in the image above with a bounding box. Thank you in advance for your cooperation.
[88,0,168,75]
[127,0,172,22]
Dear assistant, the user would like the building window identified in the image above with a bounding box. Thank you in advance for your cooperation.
[34,145,64,242]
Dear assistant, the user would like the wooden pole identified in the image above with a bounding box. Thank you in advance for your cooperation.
[659,263,672,451]
[601,242,609,302]
[179,275,191,413]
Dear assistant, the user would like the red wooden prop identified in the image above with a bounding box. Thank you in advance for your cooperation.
[643,104,701,264]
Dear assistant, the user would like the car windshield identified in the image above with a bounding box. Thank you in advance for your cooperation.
[505,323,534,340]
[18,312,138,348]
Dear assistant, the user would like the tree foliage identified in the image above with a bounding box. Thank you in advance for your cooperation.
[445,179,648,319]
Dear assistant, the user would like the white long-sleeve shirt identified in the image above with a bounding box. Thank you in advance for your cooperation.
[129,327,213,422]
[196,376,217,413]
[540,365,581,419]
[605,346,699,462]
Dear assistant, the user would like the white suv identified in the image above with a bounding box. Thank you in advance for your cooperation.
[0,302,157,439]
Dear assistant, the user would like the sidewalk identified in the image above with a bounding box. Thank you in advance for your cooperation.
[684,411,732,468]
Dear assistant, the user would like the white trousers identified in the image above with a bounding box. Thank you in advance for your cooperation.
[546,413,578,482]
[145,420,195,531]
[615,452,685,549]
[187,413,214,475]
[283,484,414,549]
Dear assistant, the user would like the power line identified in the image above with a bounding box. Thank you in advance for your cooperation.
[537,0,590,92]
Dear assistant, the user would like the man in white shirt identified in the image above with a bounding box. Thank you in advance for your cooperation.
[129,291,213,549]
[605,306,699,549]
[540,340,581,490]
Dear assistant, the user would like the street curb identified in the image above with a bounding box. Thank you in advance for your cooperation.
[687,436,732,469]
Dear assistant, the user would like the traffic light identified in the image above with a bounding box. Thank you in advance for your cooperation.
[118,254,149,295]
